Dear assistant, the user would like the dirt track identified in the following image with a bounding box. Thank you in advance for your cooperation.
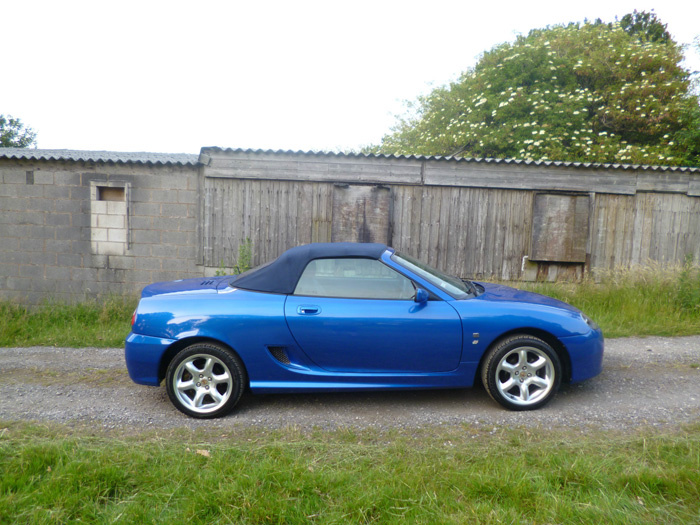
[1,336,699,432]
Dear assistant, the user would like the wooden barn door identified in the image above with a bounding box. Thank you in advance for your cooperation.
[330,184,391,244]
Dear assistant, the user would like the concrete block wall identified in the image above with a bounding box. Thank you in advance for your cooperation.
[0,159,203,304]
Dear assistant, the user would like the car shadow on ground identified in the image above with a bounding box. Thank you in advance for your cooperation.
[143,378,599,425]
[235,379,594,412]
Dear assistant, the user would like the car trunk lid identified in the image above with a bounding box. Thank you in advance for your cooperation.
[141,276,227,298]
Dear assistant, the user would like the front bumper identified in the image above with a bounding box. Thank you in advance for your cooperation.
[561,327,604,383]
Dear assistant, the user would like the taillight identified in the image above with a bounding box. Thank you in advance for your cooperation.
[131,309,137,326]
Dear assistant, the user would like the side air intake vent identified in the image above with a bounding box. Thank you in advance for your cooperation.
[268,346,291,365]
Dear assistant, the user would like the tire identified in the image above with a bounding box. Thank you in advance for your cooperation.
[481,335,561,411]
[165,342,246,419]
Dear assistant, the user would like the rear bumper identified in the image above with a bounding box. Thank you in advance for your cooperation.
[124,332,175,386]
[561,328,604,383]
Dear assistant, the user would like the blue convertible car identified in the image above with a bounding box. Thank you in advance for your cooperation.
[125,243,603,418]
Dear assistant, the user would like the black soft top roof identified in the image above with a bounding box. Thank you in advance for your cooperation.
[231,242,389,294]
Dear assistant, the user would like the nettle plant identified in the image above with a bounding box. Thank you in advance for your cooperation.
[215,238,253,276]
[375,17,700,167]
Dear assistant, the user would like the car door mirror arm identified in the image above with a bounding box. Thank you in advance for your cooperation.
[414,288,429,304]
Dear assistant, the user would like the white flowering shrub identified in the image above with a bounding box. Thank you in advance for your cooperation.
[373,17,700,167]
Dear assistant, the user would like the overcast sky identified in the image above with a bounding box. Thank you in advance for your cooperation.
[3,0,699,154]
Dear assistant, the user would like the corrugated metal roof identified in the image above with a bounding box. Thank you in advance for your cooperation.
[0,148,200,166]
[201,146,700,173]
[2,147,698,173]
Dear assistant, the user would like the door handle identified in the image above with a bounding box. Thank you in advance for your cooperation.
[297,305,321,315]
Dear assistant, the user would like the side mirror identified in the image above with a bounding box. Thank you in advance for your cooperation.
[414,288,429,304]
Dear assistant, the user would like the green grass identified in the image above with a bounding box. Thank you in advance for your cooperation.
[1,422,699,523]
[0,296,136,347]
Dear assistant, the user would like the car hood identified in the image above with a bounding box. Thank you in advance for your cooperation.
[140,276,229,298]
[476,282,581,314]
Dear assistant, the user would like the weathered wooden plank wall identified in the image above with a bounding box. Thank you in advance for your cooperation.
[390,186,532,279]
[591,193,700,269]
[201,151,424,184]
[204,179,536,279]
[200,149,700,280]
[203,178,332,267]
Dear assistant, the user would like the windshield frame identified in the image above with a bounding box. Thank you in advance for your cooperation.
[391,252,474,300]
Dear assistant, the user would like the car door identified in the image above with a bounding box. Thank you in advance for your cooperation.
[284,257,463,373]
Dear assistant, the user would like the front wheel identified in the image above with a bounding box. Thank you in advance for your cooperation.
[481,335,561,411]
[166,342,246,419]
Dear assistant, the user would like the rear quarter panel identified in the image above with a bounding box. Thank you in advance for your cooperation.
[131,288,297,382]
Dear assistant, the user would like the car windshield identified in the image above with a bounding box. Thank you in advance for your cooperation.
[391,252,473,299]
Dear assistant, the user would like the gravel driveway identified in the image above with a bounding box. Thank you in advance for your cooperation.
[1,336,699,432]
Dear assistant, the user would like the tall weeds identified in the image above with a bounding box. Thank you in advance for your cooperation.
[677,255,700,311]
[1,261,700,346]
[519,259,700,338]
[0,296,136,347]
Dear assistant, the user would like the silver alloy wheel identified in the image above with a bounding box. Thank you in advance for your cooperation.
[172,353,233,414]
[495,346,555,406]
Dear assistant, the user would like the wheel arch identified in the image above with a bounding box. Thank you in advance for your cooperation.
[158,336,249,387]
[475,328,572,385]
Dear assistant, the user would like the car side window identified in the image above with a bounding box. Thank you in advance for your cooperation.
[294,258,415,300]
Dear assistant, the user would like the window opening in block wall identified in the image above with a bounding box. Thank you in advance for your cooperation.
[97,186,125,202]
[90,181,130,256]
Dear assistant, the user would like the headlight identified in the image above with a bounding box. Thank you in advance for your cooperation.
[581,313,599,331]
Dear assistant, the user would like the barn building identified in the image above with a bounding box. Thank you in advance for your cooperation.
[1,147,699,304]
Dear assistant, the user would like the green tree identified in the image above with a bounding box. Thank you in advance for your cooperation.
[373,13,700,167]
[0,115,37,148]
[619,9,671,43]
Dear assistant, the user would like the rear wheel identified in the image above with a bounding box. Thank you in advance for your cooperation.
[166,342,246,419]
[481,335,561,411]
